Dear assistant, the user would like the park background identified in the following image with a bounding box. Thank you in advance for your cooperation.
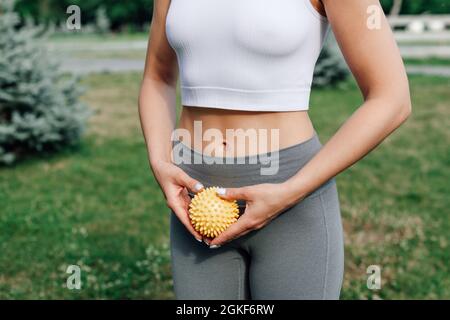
[0,0,449,299]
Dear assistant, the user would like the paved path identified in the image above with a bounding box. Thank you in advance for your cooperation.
[49,39,450,57]
[60,58,145,74]
[61,58,450,77]
[400,46,450,58]
[406,65,450,77]
[48,40,149,52]
[51,38,450,75]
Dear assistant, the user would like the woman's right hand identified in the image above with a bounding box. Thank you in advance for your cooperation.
[152,161,204,242]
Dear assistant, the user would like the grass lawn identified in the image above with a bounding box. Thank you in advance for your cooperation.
[0,73,449,299]
[403,57,450,66]
[49,32,148,44]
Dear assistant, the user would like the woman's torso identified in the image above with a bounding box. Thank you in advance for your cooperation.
[167,0,328,156]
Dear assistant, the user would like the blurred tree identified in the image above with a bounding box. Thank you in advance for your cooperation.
[390,0,403,16]
[15,0,154,31]
[95,6,111,33]
[13,1,449,31]
[0,0,90,164]
[381,0,450,15]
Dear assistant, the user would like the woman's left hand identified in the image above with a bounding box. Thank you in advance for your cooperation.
[208,183,300,247]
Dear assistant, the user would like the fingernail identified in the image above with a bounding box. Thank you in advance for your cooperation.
[194,183,204,191]
[216,188,226,195]
[195,238,202,242]
[209,245,221,249]
[204,239,210,245]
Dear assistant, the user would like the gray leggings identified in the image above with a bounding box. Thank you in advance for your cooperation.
[170,133,344,299]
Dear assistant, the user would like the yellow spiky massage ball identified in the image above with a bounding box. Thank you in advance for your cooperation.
[189,187,240,238]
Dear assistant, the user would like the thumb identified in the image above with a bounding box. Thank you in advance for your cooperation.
[216,187,251,201]
[176,171,204,194]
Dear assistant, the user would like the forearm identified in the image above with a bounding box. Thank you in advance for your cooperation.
[283,97,411,204]
[138,76,177,167]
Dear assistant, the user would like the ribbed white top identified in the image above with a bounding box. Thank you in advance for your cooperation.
[166,0,330,112]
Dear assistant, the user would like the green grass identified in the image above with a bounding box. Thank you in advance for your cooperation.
[397,40,450,46]
[49,32,148,44]
[404,57,450,66]
[0,73,449,299]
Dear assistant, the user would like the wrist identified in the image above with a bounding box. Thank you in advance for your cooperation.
[280,179,307,207]
[148,147,173,170]
[150,158,172,171]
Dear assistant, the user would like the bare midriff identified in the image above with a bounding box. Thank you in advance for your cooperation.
[177,106,315,157]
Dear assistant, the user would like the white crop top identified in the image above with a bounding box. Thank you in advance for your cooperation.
[165,0,330,111]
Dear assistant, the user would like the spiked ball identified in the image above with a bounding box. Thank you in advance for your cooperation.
[189,187,240,238]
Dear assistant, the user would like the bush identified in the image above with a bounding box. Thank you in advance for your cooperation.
[0,0,90,165]
[95,6,111,34]
[313,34,349,88]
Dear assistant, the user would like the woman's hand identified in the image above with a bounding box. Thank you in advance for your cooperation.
[151,161,204,242]
[208,183,301,247]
